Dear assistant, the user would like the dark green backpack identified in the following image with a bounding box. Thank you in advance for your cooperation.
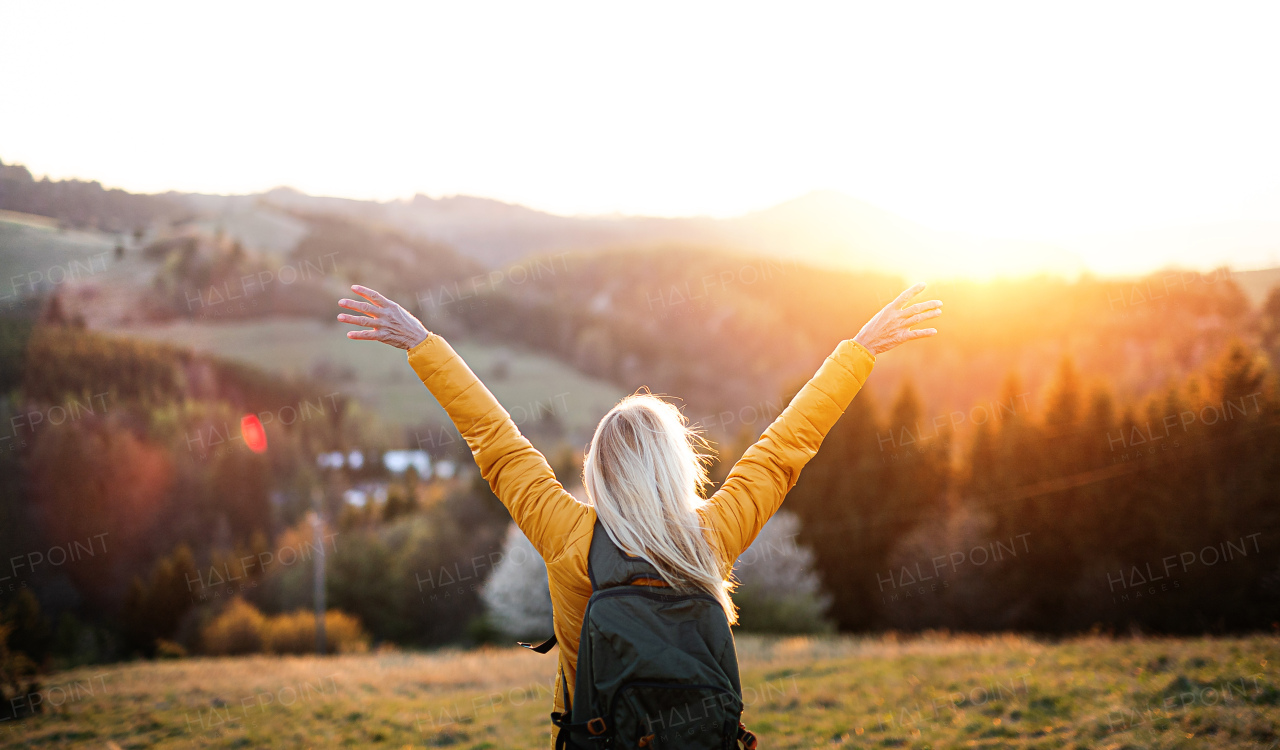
[523,519,759,750]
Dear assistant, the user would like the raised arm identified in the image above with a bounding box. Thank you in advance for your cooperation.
[338,285,588,561]
[701,283,942,563]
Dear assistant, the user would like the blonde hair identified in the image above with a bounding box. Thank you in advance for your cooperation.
[582,391,738,624]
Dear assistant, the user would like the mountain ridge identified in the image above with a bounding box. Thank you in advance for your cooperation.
[7,156,1279,281]
[229,186,1085,280]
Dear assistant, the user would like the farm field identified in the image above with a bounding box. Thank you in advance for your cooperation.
[0,218,126,298]
[116,318,627,435]
[2,634,1277,749]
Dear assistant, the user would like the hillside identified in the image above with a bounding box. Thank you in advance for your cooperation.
[254,186,1085,279]
[1,188,1270,446]
[3,157,1277,446]
[9,155,1280,284]
[0,159,186,233]
[439,244,1259,443]
[118,317,626,437]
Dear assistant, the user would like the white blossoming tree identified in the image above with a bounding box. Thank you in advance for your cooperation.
[730,510,834,633]
[481,524,553,641]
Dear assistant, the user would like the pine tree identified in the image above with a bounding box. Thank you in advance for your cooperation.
[788,383,885,629]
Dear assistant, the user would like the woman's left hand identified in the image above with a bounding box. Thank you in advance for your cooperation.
[337,285,430,350]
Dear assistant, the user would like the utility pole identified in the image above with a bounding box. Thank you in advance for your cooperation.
[310,487,327,655]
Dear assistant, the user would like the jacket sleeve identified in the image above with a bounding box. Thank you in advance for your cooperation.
[702,338,876,566]
[407,333,589,562]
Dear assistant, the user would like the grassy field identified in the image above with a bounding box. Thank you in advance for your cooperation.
[0,218,122,295]
[2,634,1277,749]
[117,318,627,435]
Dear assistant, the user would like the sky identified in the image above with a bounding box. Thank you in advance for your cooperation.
[3,1,1280,274]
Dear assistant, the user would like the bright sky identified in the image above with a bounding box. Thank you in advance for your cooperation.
[3,1,1280,272]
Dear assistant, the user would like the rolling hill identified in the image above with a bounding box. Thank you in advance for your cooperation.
[3,158,1277,448]
[250,186,1085,280]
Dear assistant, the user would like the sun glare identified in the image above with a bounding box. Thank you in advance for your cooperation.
[2,2,1278,276]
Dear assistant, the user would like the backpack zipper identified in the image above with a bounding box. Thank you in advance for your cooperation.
[583,586,721,622]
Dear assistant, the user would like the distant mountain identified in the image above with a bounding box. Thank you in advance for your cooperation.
[12,153,1280,282]
[235,184,1280,282]
[242,187,1086,280]
[257,186,726,268]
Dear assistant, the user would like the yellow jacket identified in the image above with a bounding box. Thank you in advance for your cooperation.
[407,333,876,734]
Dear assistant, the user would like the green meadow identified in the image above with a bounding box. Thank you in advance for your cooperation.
[117,318,626,434]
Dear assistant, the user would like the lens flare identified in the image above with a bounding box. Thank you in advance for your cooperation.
[241,414,268,453]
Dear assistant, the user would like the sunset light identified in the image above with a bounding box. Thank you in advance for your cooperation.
[3,4,1279,747]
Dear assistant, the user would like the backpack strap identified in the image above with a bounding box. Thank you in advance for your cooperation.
[551,663,608,750]
[519,515,662,654]
[587,517,666,591]
[519,518,664,654]
[517,634,557,653]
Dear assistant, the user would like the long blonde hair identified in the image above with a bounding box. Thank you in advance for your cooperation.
[582,391,738,624]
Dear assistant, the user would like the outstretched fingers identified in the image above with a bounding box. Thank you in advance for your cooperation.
[340,313,384,341]
[853,283,942,354]
[338,298,380,315]
[892,282,928,309]
[903,300,943,316]
[338,292,385,342]
[904,308,943,326]
[337,285,428,350]
[351,284,391,308]
[337,313,378,328]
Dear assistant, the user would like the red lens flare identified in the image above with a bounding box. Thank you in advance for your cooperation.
[241,414,268,453]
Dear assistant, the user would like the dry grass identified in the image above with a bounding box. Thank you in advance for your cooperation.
[2,633,1278,749]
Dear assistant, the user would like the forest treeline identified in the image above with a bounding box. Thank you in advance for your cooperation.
[786,338,1280,634]
[438,245,1254,443]
[0,158,186,233]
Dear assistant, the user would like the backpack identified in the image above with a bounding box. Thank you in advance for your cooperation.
[521,519,759,750]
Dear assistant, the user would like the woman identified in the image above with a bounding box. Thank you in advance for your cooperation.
[338,281,940,744]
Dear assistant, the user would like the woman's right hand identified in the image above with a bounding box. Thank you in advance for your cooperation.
[852,282,942,355]
[337,284,431,351]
